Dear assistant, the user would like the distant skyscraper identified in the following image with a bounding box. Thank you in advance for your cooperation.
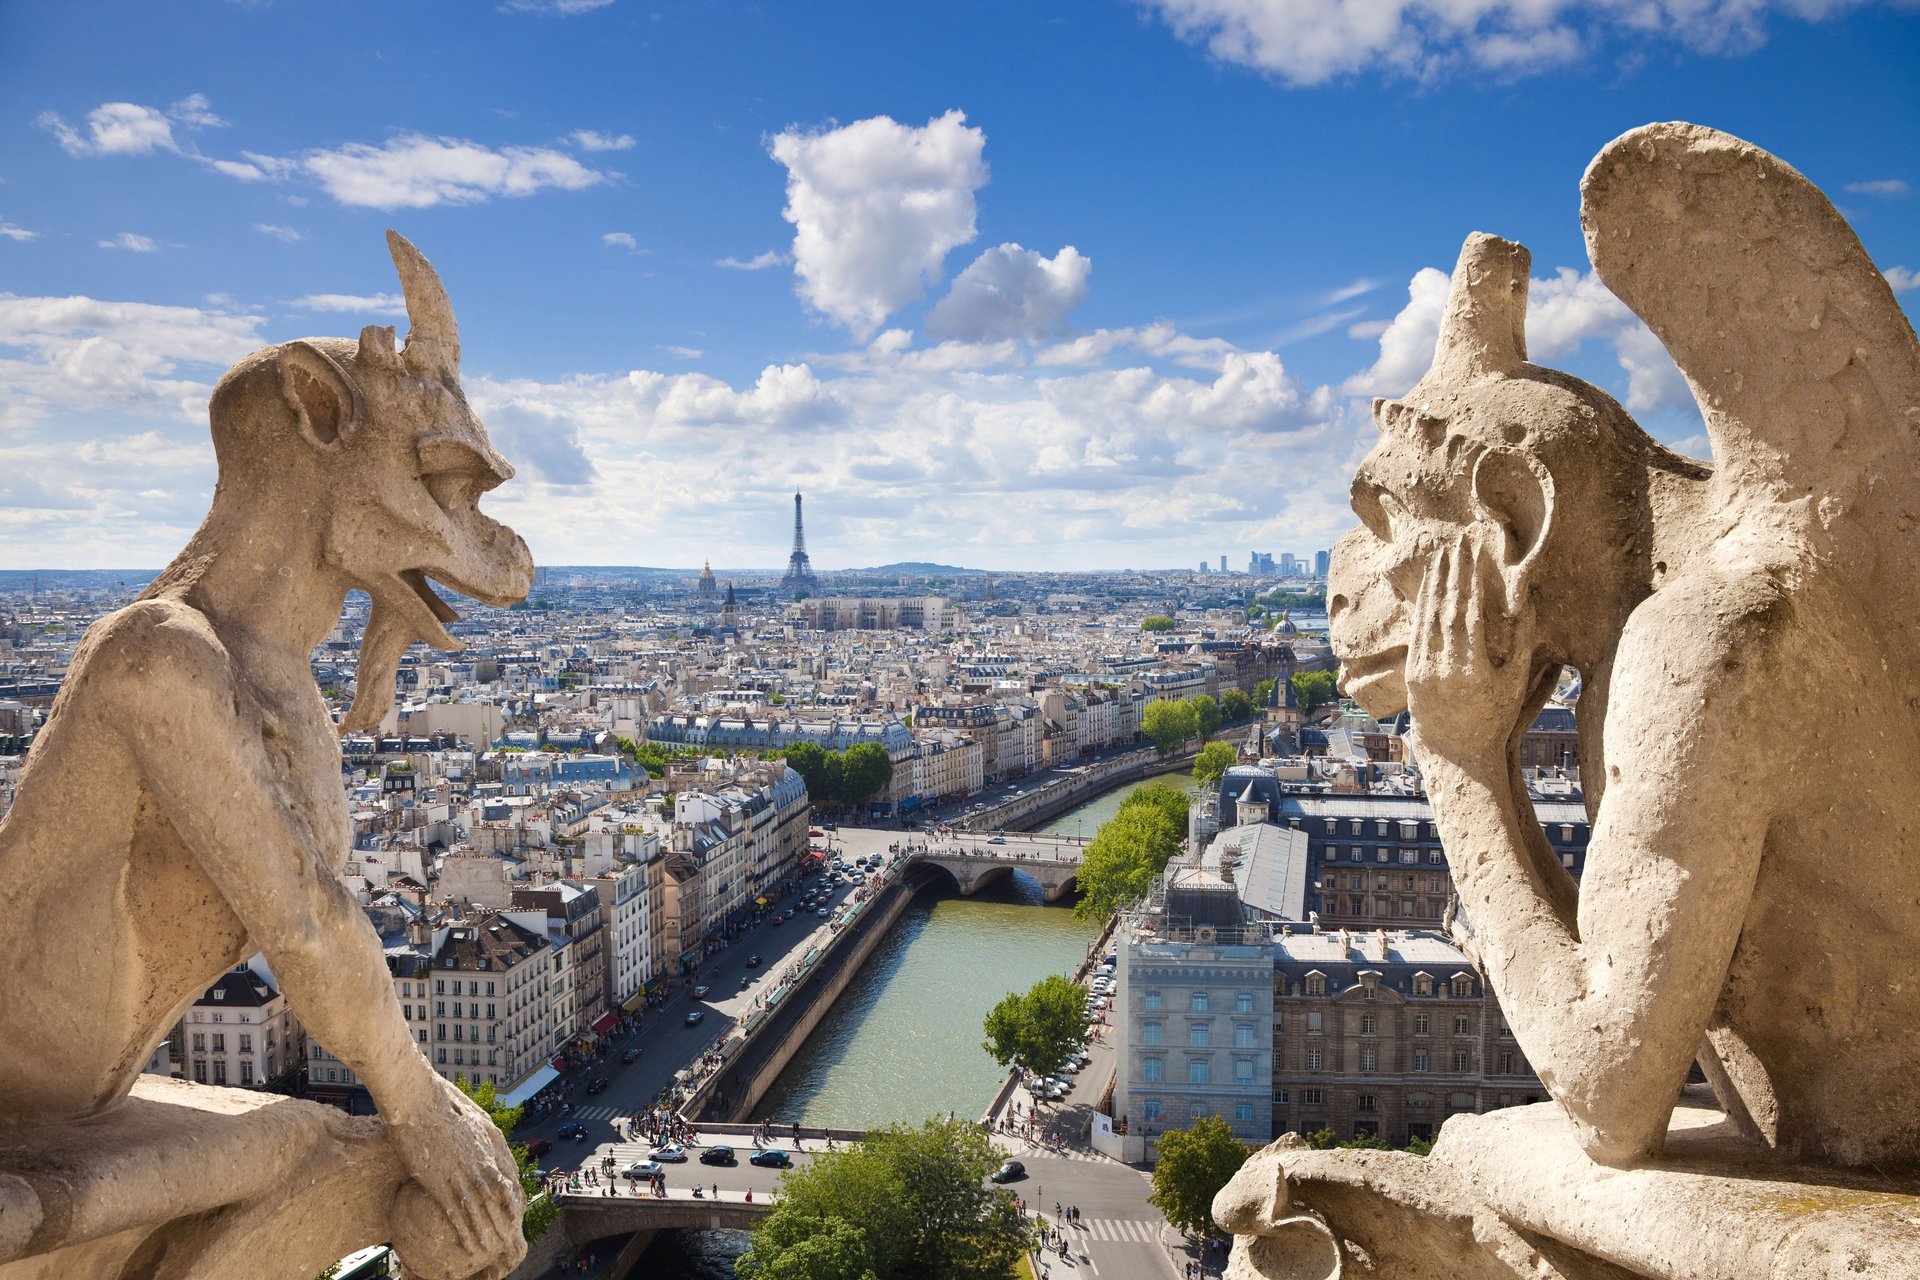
[1200,560,1210,573]
[780,492,818,594]
[1279,552,1297,577]
[1314,548,1330,579]
[1220,555,1227,573]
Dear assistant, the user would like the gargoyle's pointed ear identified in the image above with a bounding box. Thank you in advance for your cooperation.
[1472,446,1555,578]
[276,341,365,451]
[1435,232,1530,378]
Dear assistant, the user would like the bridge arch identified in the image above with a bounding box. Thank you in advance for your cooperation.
[902,859,964,897]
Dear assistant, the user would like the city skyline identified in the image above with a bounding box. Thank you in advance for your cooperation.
[1,0,1915,572]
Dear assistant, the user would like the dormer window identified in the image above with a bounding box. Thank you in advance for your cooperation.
[1304,971,1327,996]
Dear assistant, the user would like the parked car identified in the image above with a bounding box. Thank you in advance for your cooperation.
[557,1122,587,1140]
[685,1010,706,1027]
[817,907,830,917]
[745,954,762,968]
[692,985,710,998]
[620,1046,642,1064]
[699,1145,737,1166]
[988,836,1007,845]
[524,1138,552,1159]
[991,1159,1026,1183]
[585,1076,610,1095]
[748,1148,792,1168]
[651,1143,688,1162]
[621,1160,663,1179]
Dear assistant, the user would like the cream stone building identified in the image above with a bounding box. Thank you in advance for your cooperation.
[178,961,302,1091]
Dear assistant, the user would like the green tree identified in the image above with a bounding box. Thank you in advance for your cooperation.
[1073,786,1189,921]
[840,742,895,807]
[982,974,1089,1078]
[1253,678,1276,709]
[1186,694,1221,739]
[1140,615,1178,632]
[1340,1130,1390,1150]
[738,1120,1027,1280]
[1192,741,1236,789]
[785,741,843,806]
[1404,1133,1435,1157]
[1149,1115,1251,1237]
[454,1076,557,1245]
[1118,780,1191,840]
[1142,699,1198,755]
[1291,669,1338,713]
[738,1216,879,1280]
[1219,688,1253,723]
[1303,1127,1339,1149]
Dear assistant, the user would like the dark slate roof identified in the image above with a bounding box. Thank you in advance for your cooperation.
[195,969,278,1007]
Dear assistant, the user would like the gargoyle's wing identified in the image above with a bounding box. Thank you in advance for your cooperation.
[1582,122,1920,502]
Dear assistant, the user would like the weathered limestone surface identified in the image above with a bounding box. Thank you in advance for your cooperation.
[0,233,534,1279]
[1225,121,1920,1277]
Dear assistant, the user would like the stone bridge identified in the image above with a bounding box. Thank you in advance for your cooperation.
[518,1191,771,1278]
[901,833,1086,902]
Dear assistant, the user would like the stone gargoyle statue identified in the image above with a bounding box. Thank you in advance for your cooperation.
[1218,122,1920,1278]
[0,233,533,1280]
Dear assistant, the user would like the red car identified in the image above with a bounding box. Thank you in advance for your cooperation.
[524,1138,552,1159]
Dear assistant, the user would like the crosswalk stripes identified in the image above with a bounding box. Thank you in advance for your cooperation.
[1082,1218,1157,1244]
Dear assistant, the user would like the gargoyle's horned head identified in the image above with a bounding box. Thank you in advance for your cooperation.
[206,231,535,734]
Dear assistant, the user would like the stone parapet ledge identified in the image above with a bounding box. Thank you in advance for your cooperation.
[1436,1096,1920,1280]
[0,1076,408,1280]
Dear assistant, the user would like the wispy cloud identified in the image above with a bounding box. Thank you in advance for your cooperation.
[292,292,407,315]
[254,223,303,242]
[1320,277,1381,306]
[715,249,789,271]
[572,130,636,152]
[499,0,615,13]
[0,219,39,242]
[603,231,639,250]
[99,232,159,252]
[664,344,704,358]
[1845,178,1910,197]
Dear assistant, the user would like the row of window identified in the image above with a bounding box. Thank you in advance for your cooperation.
[1277,1011,1478,1034]
[190,1058,269,1085]
[1137,1099,1258,1125]
[1140,1021,1262,1047]
[190,1031,273,1053]
[1278,1088,1487,1110]
[1140,1057,1258,1086]
[1291,974,1475,998]
[1140,990,1259,1012]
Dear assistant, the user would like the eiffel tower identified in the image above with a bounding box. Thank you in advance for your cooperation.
[779,492,818,594]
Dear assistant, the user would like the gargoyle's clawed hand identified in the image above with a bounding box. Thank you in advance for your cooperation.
[388,1074,527,1280]
[1405,525,1537,764]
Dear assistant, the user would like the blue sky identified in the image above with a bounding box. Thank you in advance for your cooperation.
[2,0,1916,572]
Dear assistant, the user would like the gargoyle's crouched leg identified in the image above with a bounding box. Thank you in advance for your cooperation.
[1214,1134,1630,1280]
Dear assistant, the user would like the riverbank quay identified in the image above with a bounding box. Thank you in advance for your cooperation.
[958,744,1200,832]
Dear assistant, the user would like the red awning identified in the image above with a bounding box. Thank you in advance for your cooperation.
[591,1012,618,1035]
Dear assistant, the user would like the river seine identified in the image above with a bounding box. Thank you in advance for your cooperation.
[637,768,1190,1275]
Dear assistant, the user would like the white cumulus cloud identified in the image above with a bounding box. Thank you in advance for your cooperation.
[1884,266,1919,293]
[603,231,639,250]
[1143,0,1870,86]
[925,243,1091,343]
[0,220,39,242]
[769,110,988,339]
[1343,262,1690,414]
[37,94,227,158]
[99,233,159,253]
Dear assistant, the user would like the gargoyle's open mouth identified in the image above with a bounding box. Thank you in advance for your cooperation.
[381,568,463,652]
